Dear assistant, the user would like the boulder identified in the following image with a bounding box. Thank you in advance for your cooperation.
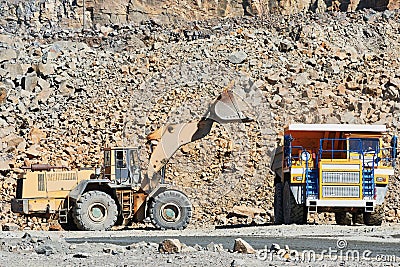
[159,239,182,253]
[35,245,55,256]
[24,72,38,91]
[3,223,19,231]
[29,128,46,144]
[229,205,266,218]
[38,63,55,76]
[0,159,11,171]
[59,80,74,96]
[5,63,24,80]
[0,85,7,103]
[0,49,17,63]
[233,238,256,254]
[228,51,247,64]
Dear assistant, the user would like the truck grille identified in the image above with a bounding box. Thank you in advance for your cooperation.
[322,172,360,184]
[322,186,360,198]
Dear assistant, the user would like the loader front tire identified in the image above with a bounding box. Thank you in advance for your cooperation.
[149,190,192,230]
[73,190,118,231]
[60,211,79,231]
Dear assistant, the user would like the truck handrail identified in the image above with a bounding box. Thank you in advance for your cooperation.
[318,138,363,160]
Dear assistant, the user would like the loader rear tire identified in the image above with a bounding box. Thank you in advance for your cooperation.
[73,190,118,231]
[149,190,192,230]
[274,183,284,224]
[364,205,384,226]
[283,182,306,224]
[335,212,352,225]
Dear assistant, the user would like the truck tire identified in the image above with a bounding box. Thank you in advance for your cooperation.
[73,190,118,231]
[335,212,352,225]
[274,183,284,224]
[364,205,384,226]
[283,182,306,224]
[352,213,363,225]
[149,190,192,230]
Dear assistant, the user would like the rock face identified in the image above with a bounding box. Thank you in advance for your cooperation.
[0,0,397,31]
[0,9,400,230]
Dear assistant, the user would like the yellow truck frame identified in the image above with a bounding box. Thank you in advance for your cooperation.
[272,124,397,225]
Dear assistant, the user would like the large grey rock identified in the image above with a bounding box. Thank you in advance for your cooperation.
[231,259,247,267]
[3,223,19,231]
[228,51,247,64]
[206,242,224,252]
[35,245,55,256]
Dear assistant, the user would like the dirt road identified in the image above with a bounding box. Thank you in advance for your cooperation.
[1,224,400,267]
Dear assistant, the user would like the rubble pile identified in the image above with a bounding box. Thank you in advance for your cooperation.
[0,9,400,230]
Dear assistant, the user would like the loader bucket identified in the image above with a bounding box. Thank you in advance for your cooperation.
[205,90,253,123]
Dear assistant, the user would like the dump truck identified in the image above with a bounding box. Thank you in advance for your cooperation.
[272,124,397,225]
[11,90,253,231]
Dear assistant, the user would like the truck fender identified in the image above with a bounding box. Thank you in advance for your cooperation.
[68,179,112,201]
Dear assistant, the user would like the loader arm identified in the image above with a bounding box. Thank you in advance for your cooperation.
[140,90,253,193]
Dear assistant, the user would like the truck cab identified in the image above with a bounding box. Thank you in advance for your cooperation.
[273,124,397,225]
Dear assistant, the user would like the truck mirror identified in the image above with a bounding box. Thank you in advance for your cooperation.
[391,136,397,159]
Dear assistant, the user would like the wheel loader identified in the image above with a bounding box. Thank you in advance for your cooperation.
[11,90,253,231]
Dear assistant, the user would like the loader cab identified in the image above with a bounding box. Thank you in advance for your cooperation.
[103,147,141,185]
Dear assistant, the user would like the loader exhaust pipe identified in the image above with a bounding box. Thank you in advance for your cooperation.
[21,164,69,172]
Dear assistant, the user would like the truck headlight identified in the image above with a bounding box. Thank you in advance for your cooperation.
[376,177,386,182]
[292,176,303,181]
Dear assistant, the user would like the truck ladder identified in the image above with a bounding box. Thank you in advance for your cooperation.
[305,169,318,199]
[362,154,375,200]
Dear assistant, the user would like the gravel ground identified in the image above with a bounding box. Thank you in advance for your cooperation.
[1,224,400,267]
